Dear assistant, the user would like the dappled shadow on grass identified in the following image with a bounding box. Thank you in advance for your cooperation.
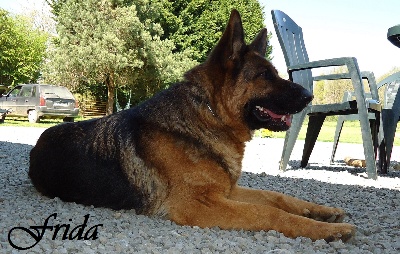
[1,117,65,128]
[1,116,98,128]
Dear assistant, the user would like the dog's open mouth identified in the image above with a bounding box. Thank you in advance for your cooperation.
[244,95,308,132]
[254,106,292,127]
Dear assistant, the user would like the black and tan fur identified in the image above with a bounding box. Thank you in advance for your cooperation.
[29,10,355,242]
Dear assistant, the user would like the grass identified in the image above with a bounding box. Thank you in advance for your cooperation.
[2,116,400,146]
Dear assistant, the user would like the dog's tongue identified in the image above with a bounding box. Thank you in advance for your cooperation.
[265,109,292,127]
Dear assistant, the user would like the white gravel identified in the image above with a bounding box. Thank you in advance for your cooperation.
[1,125,400,253]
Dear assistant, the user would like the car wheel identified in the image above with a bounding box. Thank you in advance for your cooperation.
[28,110,40,123]
[63,117,75,122]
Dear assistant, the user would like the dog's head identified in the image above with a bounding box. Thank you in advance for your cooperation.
[186,10,312,133]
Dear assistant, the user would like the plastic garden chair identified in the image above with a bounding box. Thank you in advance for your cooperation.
[378,72,400,172]
[271,10,381,179]
[331,72,400,173]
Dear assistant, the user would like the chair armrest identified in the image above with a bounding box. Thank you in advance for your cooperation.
[287,57,356,72]
[367,99,382,112]
[313,73,352,81]
[288,59,379,101]
[313,71,373,82]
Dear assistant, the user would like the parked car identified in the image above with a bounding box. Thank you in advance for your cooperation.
[0,84,79,123]
[0,84,7,95]
[0,108,8,123]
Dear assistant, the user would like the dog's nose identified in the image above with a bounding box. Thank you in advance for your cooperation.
[300,88,313,105]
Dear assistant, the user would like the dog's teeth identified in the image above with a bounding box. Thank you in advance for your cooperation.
[281,115,286,122]
[256,106,267,114]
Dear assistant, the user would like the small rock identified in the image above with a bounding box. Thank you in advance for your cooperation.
[113,212,122,219]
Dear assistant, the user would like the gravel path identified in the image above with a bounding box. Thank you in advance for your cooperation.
[1,126,400,253]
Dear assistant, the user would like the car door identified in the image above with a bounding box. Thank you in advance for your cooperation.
[15,85,34,116]
[0,86,22,115]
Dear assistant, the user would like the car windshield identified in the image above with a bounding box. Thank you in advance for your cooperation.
[41,86,75,99]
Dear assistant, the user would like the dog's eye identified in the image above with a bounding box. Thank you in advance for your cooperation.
[258,71,275,80]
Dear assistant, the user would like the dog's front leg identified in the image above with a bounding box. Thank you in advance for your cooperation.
[167,191,355,242]
[229,186,346,223]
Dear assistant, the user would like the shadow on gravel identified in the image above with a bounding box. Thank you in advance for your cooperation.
[288,159,400,179]
[0,141,33,159]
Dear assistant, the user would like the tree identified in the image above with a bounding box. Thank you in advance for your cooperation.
[313,66,355,105]
[0,9,48,86]
[44,0,270,113]
[156,0,271,62]
[44,0,196,114]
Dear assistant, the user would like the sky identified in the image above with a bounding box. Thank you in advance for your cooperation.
[1,0,399,78]
[260,0,400,78]
[0,0,48,14]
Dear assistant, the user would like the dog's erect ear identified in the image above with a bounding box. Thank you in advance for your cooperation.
[249,28,268,56]
[208,9,245,65]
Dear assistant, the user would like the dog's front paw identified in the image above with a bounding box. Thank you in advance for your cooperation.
[304,206,346,223]
[323,223,356,242]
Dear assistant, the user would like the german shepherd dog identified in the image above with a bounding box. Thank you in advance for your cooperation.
[29,10,355,242]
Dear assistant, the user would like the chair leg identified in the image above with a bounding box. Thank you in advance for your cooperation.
[301,115,326,168]
[359,111,377,179]
[346,59,377,179]
[280,110,307,171]
[378,140,387,173]
[330,116,345,163]
[369,116,379,159]
[382,109,397,174]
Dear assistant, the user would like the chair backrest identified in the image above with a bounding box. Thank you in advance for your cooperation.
[384,81,400,110]
[377,72,400,109]
[271,10,313,92]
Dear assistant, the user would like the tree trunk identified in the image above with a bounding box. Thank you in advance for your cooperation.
[106,73,115,116]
